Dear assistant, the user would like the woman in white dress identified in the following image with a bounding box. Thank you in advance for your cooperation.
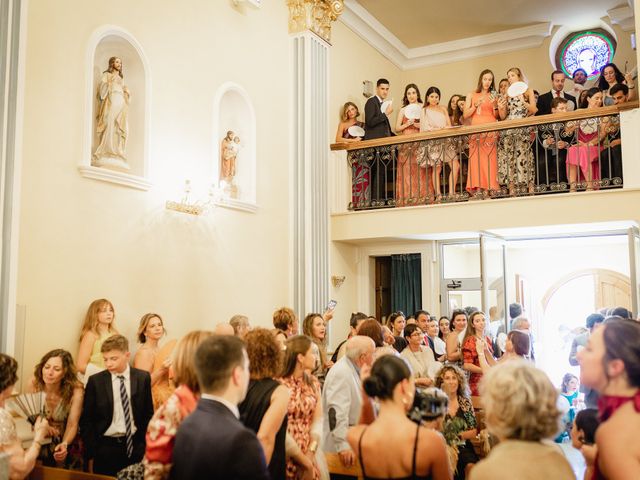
[401,324,441,386]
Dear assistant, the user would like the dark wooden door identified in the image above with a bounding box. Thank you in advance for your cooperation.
[375,256,392,323]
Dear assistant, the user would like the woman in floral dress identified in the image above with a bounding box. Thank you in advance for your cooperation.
[280,335,324,480]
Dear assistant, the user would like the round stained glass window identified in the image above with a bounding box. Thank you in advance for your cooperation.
[557,30,616,80]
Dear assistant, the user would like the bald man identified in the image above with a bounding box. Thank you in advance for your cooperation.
[213,323,235,336]
[322,336,375,472]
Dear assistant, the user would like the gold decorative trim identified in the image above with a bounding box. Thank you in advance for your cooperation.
[287,0,344,43]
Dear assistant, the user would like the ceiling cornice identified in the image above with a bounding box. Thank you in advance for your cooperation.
[607,5,636,32]
[341,0,554,71]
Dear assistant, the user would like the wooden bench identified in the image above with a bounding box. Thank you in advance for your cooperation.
[28,465,115,480]
[325,452,363,480]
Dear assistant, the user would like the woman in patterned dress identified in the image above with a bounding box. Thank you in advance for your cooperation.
[28,349,83,469]
[497,67,537,195]
[462,311,496,396]
[280,335,324,480]
[0,353,49,479]
[143,330,213,480]
[335,102,367,208]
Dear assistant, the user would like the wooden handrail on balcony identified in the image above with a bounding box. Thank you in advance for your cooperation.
[28,465,115,480]
[330,100,639,151]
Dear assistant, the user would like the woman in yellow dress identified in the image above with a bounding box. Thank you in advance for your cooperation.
[76,298,118,378]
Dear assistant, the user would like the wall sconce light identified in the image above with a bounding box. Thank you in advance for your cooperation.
[362,80,373,98]
[166,180,222,216]
[331,275,346,287]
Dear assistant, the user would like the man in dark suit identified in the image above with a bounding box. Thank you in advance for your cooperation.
[170,335,269,480]
[80,335,153,476]
[536,70,577,116]
[364,78,394,203]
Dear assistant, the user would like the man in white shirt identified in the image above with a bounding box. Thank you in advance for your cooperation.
[80,335,153,476]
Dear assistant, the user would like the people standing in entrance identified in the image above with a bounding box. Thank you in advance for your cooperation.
[536,70,577,115]
[464,70,502,195]
[395,84,425,206]
[364,79,394,203]
[462,311,495,396]
[80,335,153,476]
[170,335,270,479]
[76,299,118,378]
[576,318,640,479]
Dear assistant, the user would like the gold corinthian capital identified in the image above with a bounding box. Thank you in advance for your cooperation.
[287,0,344,43]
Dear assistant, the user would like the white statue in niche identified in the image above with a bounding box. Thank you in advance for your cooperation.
[220,131,241,198]
[92,56,130,171]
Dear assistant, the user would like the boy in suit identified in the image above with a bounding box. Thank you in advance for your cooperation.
[170,335,269,479]
[80,334,153,476]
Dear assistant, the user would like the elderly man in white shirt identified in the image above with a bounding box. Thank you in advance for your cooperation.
[322,335,375,471]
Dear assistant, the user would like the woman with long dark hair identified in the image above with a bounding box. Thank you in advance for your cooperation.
[597,62,636,105]
[395,83,425,206]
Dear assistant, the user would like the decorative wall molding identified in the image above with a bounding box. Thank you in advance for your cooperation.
[287,0,344,43]
[608,5,636,32]
[341,0,555,70]
[78,165,152,190]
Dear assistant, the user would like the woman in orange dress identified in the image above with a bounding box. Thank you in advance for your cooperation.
[463,69,504,196]
[395,84,425,206]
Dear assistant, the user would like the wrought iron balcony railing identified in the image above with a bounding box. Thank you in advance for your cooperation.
[330,102,638,211]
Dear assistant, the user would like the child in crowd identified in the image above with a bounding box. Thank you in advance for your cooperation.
[570,409,599,480]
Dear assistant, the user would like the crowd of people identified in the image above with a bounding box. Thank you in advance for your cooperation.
[0,298,639,479]
[337,63,636,204]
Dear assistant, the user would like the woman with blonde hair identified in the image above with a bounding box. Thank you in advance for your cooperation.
[133,313,173,409]
[470,361,574,479]
[302,313,333,385]
[335,102,364,144]
[76,298,118,376]
[462,311,496,396]
[497,67,537,195]
[143,330,213,479]
[28,349,83,469]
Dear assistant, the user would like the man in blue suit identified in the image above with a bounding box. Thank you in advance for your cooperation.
[170,335,269,479]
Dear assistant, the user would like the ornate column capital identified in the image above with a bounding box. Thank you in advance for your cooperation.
[287,0,344,43]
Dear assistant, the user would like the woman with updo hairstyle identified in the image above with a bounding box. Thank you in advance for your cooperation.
[143,330,213,479]
[469,361,574,479]
[27,349,83,469]
[348,355,451,480]
[239,328,290,480]
[280,335,324,479]
[76,298,118,375]
[435,365,479,480]
[577,318,640,478]
[0,353,50,479]
[302,313,332,385]
[133,313,173,409]
[273,306,298,349]
[477,329,530,373]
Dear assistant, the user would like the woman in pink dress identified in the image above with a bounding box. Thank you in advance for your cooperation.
[394,84,425,206]
[463,70,503,196]
[565,87,607,191]
[280,335,323,480]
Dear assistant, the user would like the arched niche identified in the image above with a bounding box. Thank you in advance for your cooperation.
[212,82,257,211]
[80,26,151,190]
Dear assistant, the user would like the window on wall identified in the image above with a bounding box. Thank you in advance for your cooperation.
[555,29,616,80]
